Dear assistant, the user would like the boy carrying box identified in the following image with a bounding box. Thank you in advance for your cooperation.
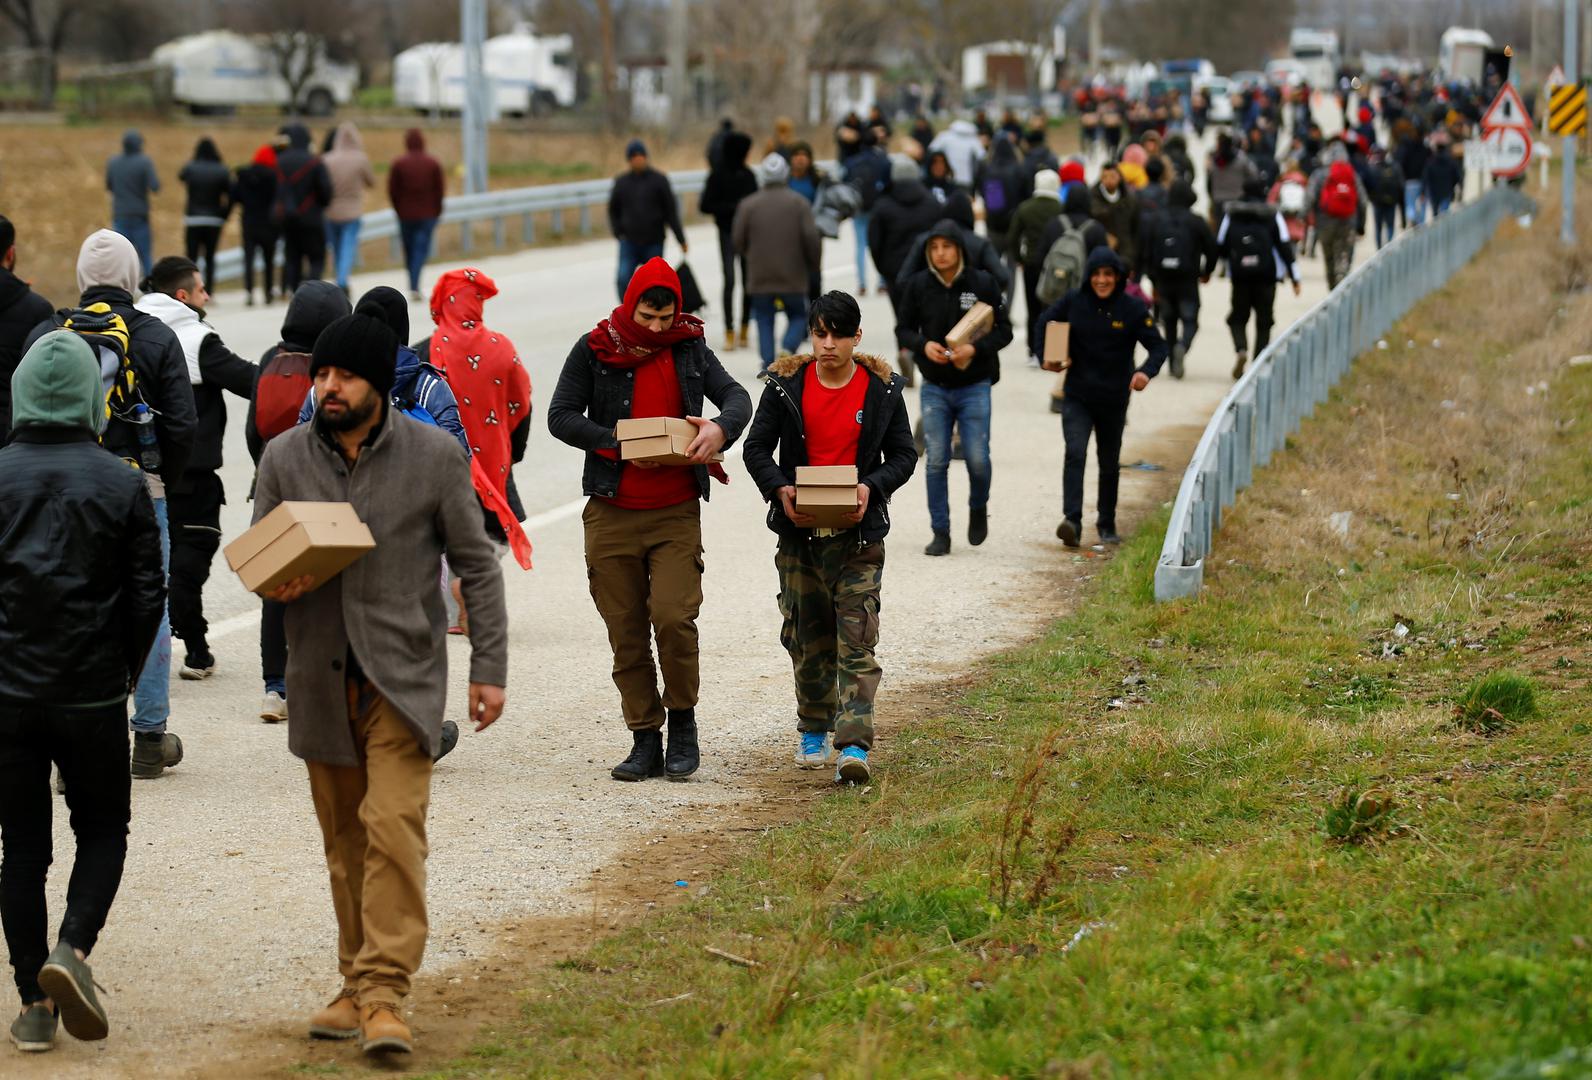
[743,292,916,784]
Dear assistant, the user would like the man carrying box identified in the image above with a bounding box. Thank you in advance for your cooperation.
[547,257,751,783]
[252,307,509,1057]
[743,292,916,784]
[894,219,1013,557]
[1038,246,1169,548]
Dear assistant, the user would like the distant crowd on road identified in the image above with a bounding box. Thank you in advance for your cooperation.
[103,121,448,302]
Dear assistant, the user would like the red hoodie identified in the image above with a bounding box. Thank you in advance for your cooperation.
[389,129,445,221]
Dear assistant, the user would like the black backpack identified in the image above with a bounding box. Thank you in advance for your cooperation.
[1226,215,1275,282]
[1154,215,1199,276]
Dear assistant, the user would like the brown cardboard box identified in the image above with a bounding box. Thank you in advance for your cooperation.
[616,416,724,465]
[944,301,995,350]
[1043,321,1071,371]
[224,501,376,596]
[795,465,860,528]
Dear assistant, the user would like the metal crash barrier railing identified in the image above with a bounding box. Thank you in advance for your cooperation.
[1154,184,1535,602]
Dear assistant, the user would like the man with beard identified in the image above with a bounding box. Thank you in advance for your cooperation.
[252,306,508,1057]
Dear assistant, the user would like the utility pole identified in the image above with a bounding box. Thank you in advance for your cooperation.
[1565,0,1578,248]
[462,0,489,196]
[666,0,688,129]
[1088,0,1102,78]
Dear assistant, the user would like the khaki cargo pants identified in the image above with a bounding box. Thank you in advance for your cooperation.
[582,497,703,731]
[775,534,885,751]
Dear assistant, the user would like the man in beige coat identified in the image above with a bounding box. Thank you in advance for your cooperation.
[732,152,821,373]
[323,122,376,293]
[253,306,507,1057]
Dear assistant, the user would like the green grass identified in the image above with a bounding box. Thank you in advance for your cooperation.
[1454,672,1540,734]
[420,206,1592,1076]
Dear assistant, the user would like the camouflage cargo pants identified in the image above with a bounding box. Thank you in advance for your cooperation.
[1318,216,1357,290]
[775,535,885,751]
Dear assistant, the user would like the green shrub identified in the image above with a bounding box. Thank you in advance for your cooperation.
[1454,672,1539,734]
[1323,786,1395,844]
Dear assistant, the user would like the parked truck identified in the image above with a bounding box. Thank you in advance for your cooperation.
[393,26,576,117]
[152,31,358,115]
[1438,27,1496,86]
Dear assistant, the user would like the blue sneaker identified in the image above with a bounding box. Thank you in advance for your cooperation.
[835,746,870,785]
[795,732,833,769]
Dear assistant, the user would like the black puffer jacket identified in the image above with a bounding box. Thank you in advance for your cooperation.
[1038,247,1169,409]
[867,178,943,284]
[0,268,53,434]
[273,123,332,227]
[895,219,1014,389]
[546,334,752,501]
[699,132,758,226]
[24,286,198,487]
[0,430,165,705]
[742,353,916,545]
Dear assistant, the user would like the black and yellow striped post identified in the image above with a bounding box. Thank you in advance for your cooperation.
[1549,81,1588,137]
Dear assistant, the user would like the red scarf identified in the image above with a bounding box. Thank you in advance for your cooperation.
[587,257,705,367]
[428,267,532,570]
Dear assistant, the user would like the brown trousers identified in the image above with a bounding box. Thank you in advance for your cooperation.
[582,497,704,730]
[305,679,433,1007]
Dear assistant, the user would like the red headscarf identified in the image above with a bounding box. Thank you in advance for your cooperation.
[428,268,532,570]
[587,257,704,368]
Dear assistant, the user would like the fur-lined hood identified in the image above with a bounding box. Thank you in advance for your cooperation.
[766,352,896,381]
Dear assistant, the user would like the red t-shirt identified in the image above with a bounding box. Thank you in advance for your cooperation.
[803,362,867,467]
[600,351,701,511]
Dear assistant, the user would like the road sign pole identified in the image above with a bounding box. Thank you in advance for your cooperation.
[1565,0,1578,248]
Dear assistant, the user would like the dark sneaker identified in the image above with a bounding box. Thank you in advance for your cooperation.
[924,531,951,557]
[434,720,460,762]
[1049,394,1065,414]
[35,942,107,1042]
[968,507,988,547]
[664,708,699,781]
[1056,519,1081,548]
[1170,343,1187,379]
[610,729,664,781]
[9,1003,56,1052]
[178,649,216,681]
[1099,527,1122,545]
[1231,350,1248,379]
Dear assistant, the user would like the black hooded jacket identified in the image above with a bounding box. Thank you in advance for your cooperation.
[894,197,1012,291]
[868,177,944,284]
[273,123,333,227]
[973,137,1025,233]
[699,132,758,227]
[895,220,1014,389]
[1037,186,1111,273]
[1039,247,1169,409]
[1138,180,1218,282]
[246,281,350,463]
[742,352,916,545]
[179,138,232,222]
[0,267,53,434]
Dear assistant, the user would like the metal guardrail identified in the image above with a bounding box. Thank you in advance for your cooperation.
[211,168,713,287]
[1153,184,1535,602]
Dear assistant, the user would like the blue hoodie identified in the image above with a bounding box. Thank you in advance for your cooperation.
[106,129,161,219]
[298,343,469,453]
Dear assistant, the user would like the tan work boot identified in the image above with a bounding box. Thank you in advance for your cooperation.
[360,1001,413,1055]
[724,329,736,352]
[737,326,749,350]
[307,988,359,1040]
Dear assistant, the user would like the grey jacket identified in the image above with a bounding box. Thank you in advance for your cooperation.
[732,183,821,295]
[253,409,509,765]
[106,131,160,219]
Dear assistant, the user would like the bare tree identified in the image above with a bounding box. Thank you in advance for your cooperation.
[0,0,92,100]
[227,0,365,112]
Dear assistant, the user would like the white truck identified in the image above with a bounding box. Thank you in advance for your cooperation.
[1288,28,1341,90]
[393,26,576,118]
[1438,27,1496,85]
[152,31,358,116]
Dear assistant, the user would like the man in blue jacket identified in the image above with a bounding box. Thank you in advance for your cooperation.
[1039,247,1169,548]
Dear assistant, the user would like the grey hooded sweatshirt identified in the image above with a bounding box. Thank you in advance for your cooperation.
[106,130,161,220]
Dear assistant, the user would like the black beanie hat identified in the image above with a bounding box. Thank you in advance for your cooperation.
[310,305,398,396]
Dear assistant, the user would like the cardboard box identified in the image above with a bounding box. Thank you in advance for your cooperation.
[224,501,376,596]
[1043,321,1071,371]
[944,301,995,351]
[795,465,860,528]
[616,416,723,465]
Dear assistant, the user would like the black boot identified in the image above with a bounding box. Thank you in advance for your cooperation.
[924,531,951,557]
[664,708,699,781]
[610,729,664,781]
[968,507,988,547]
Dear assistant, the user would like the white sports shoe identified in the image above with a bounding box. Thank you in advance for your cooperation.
[794,732,834,769]
[260,691,288,724]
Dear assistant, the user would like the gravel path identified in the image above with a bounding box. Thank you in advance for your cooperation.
[8,137,1333,1077]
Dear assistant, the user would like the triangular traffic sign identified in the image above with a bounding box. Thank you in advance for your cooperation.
[1481,83,1532,130]
[1546,64,1567,88]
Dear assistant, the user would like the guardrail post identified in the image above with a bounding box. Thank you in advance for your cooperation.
[1234,387,1256,491]
[579,205,591,235]
[460,220,472,254]
[552,207,564,237]
[390,235,402,264]
[493,216,506,250]
[522,212,535,245]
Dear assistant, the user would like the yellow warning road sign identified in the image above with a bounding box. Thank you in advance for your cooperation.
[1549,83,1588,137]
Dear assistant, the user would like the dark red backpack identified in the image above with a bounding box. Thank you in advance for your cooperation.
[254,349,313,443]
[1318,162,1359,219]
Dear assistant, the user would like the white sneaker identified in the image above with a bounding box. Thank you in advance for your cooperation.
[260,691,288,724]
[794,732,834,769]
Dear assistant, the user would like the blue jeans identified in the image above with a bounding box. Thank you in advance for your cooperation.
[750,293,808,371]
[328,219,362,288]
[1403,179,1427,227]
[919,380,992,535]
[617,239,664,301]
[852,212,871,291]
[1432,195,1453,218]
[1373,205,1398,249]
[113,216,152,276]
[398,217,438,293]
[131,496,170,734]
